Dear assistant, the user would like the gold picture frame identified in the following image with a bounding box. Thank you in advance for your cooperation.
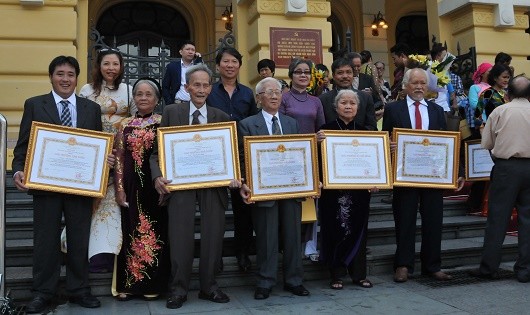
[392,128,460,189]
[320,130,393,189]
[157,121,240,191]
[244,134,319,202]
[464,139,493,181]
[24,121,114,198]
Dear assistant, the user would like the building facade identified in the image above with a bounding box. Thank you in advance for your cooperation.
[1,0,529,151]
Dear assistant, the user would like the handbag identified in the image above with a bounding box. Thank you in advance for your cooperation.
[447,108,472,139]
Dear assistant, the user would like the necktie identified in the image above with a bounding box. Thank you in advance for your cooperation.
[191,109,201,125]
[414,101,422,130]
[272,116,282,135]
[60,100,72,127]
[352,76,359,89]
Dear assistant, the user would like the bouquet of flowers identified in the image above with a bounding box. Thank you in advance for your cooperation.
[407,54,430,70]
[306,64,326,95]
[430,60,451,87]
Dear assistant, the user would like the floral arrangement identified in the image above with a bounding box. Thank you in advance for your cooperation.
[127,127,156,182]
[430,60,451,87]
[306,64,326,95]
[125,202,163,287]
[407,54,430,70]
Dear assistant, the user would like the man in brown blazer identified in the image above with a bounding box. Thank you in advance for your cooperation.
[149,64,241,309]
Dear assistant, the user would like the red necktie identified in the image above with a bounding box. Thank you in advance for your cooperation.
[414,101,422,130]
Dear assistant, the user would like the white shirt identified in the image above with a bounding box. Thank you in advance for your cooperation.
[189,102,207,125]
[175,60,192,101]
[406,95,429,130]
[261,110,282,135]
[52,91,77,127]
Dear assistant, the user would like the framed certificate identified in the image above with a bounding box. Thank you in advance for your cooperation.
[320,130,392,189]
[465,139,493,181]
[244,134,319,202]
[392,128,460,189]
[24,121,114,198]
[157,121,240,191]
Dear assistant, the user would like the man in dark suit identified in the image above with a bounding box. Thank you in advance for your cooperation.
[150,64,240,309]
[239,77,309,300]
[319,58,377,130]
[347,52,384,105]
[161,40,203,105]
[12,56,103,313]
[382,68,464,283]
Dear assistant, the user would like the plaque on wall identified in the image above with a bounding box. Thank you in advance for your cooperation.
[270,27,323,68]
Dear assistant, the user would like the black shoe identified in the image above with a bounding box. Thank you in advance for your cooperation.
[236,253,251,272]
[254,287,271,300]
[198,289,230,303]
[283,284,310,296]
[468,268,500,280]
[26,296,50,314]
[68,293,101,308]
[166,295,187,309]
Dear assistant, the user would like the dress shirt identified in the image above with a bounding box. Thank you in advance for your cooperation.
[482,98,530,159]
[174,60,192,101]
[52,91,77,127]
[188,102,208,125]
[406,95,429,130]
[261,110,283,135]
[206,81,257,122]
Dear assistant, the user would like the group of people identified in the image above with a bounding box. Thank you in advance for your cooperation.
[11,39,529,314]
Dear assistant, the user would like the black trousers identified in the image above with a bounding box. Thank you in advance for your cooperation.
[230,189,254,254]
[480,158,530,279]
[32,193,93,299]
[392,187,444,274]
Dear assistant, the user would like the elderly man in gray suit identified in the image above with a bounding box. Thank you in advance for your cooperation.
[239,77,310,300]
[150,64,241,309]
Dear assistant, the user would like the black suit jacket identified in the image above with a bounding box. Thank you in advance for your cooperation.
[12,93,102,192]
[319,88,377,130]
[161,57,203,105]
[357,73,380,104]
[382,99,446,134]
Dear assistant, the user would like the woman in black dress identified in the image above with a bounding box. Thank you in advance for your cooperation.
[317,89,377,290]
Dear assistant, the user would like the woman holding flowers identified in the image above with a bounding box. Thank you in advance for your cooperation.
[279,58,325,261]
[113,78,169,300]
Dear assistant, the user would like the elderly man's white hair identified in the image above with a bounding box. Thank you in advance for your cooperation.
[402,68,429,88]
[255,77,282,94]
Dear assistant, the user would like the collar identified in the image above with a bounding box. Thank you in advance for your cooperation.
[52,91,76,105]
[135,111,153,118]
[261,109,278,122]
[189,102,207,117]
[406,95,427,107]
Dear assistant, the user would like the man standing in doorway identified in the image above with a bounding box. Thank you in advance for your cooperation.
[162,40,203,105]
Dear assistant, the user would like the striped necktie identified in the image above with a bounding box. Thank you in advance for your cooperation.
[272,116,282,135]
[60,100,72,127]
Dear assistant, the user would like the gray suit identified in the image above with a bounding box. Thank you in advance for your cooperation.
[150,102,230,295]
[12,92,102,299]
[238,112,304,289]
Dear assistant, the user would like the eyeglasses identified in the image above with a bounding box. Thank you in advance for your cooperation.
[293,70,311,76]
[98,47,120,53]
[258,90,282,97]
[376,67,385,70]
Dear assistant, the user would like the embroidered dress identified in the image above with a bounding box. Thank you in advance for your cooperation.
[79,82,136,259]
[476,87,507,121]
[114,113,169,295]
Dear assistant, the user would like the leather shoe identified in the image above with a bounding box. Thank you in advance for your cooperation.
[283,284,310,296]
[166,295,187,309]
[236,253,251,272]
[254,287,271,300]
[68,293,101,308]
[198,289,230,303]
[394,267,408,282]
[429,271,453,281]
[26,296,50,314]
[468,268,499,280]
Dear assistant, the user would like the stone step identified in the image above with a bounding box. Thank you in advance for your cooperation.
[4,235,518,301]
